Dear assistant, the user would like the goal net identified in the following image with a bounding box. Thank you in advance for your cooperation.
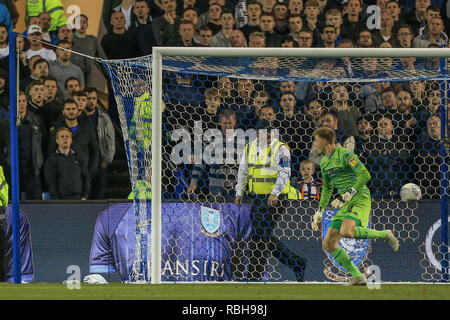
[101,48,449,283]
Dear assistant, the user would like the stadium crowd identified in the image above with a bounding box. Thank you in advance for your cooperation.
[0,0,447,201]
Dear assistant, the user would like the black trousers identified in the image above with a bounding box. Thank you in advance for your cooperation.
[245,193,306,281]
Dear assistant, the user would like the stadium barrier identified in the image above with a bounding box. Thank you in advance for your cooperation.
[10,200,448,282]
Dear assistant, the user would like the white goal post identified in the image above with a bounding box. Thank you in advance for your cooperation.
[147,47,450,284]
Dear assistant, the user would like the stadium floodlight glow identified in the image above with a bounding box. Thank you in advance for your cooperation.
[99,47,450,284]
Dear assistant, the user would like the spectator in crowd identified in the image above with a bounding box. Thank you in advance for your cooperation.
[298,28,314,47]
[378,87,397,112]
[170,19,200,46]
[260,0,277,14]
[41,75,63,132]
[49,40,85,99]
[26,80,45,118]
[396,24,415,48]
[152,0,180,46]
[196,0,222,33]
[0,23,8,59]
[26,24,57,62]
[50,99,100,179]
[248,31,266,47]
[176,0,198,16]
[188,109,248,201]
[363,81,391,113]
[288,0,303,15]
[182,7,200,44]
[26,0,66,32]
[198,25,214,46]
[229,29,247,47]
[44,127,90,200]
[354,115,374,162]
[211,10,235,47]
[56,25,74,45]
[356,29,374,48]
[38,12,58,44]
[302,99,324,132]
[239,1,262,40]
[20,57,49,92]
[365,116,414,198]
[325,9,343,44]
[409,80,427,110]
[394,89,418,131]
[294,159,322,200]
[197,87,222,130]
[304,0,322,35]
[0,68,8,118]
[282,35,298,47]
[251,90,269,118]
[272,1,289,36]
[112,0,136,31]
[415,82,441,128]
[72,14,107,86]
[320,24,338,47]
[64,77,82,99]
[287,14,303,44]
[412,17,447,47]
[386,0,404,31]
[72,91,89,119]
[405,0,431,35]
[202,3,222,36]
[415,115,445,199]
[372,12,396,47]
[85,87,116,200]
[417,5,442,36]
[17,91,45,200]
[101,11,141,59]
[277,92,304,169]
[331,83,362,137]
[340,0,366,43]
[259,105,276,121]
[259,12,282,47]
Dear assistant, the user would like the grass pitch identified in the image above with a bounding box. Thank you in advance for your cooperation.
[0,282,448,300]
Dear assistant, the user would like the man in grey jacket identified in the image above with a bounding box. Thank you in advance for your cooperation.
[85,87,116,199]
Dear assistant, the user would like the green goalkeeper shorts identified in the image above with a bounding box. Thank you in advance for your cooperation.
[330,191,371,230]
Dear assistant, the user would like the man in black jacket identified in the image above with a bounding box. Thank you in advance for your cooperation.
[44,127,90,200]
[49,99,100,179]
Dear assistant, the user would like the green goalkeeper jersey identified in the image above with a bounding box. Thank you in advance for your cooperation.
[319,147,371,210]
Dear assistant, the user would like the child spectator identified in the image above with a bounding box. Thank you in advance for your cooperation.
[295,160,322,200]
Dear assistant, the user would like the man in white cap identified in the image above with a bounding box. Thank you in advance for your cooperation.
[26,24,57,62]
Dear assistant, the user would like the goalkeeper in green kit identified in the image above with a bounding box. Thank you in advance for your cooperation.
[311,127,399,285]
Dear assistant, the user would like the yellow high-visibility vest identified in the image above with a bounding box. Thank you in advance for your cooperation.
[0,166,8,207]
[245,139,295,196]
[26,0,67,31]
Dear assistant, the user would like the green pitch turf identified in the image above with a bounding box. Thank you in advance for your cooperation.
[0,282,448,300]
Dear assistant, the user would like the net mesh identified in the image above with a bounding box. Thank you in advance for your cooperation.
[102,53,449,283]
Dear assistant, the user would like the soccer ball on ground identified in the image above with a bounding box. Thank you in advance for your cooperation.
[400,183,422,203]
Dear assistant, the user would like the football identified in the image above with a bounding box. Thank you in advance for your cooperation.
[400,183,422,203]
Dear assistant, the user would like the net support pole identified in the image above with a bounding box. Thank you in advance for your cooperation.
[151,49,162,284]
[439,60,449,282]
[8,31,21,284]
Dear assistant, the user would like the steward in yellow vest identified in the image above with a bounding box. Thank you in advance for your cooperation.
[26,0,67,31]
[234,119,307,281]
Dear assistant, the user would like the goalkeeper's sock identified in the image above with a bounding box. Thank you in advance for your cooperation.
[354,227,387,239]
[331,248,362,278]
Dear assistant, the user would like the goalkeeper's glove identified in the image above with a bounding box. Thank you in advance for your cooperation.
[312,208,324,231]
[331,188,357,208]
